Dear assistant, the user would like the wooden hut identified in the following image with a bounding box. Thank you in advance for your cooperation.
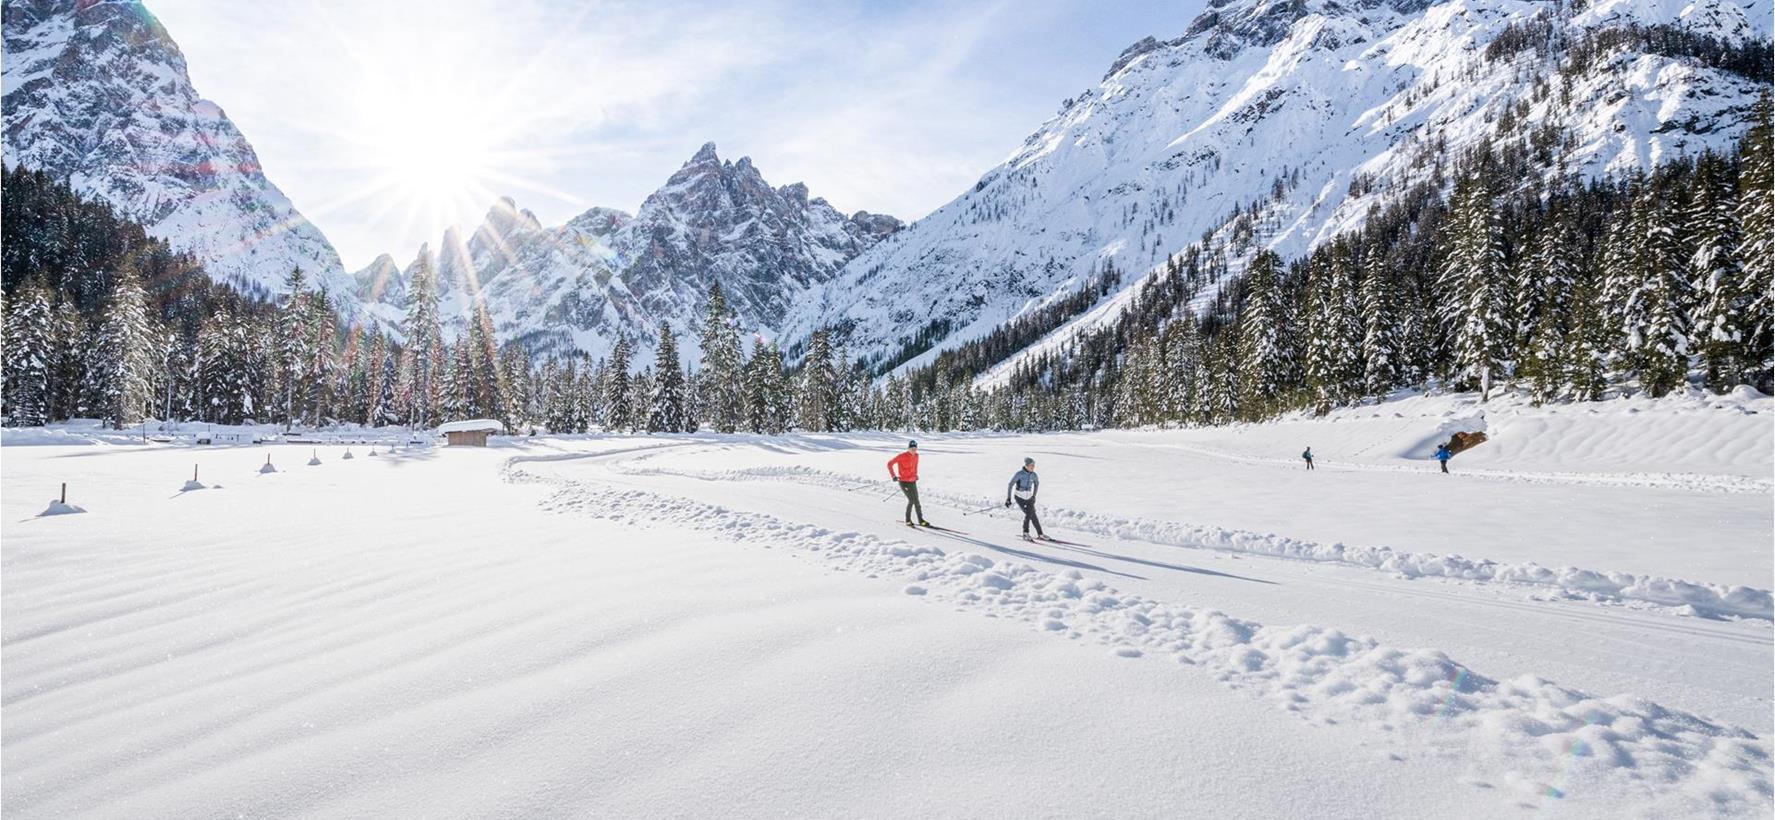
[438,419,504,447]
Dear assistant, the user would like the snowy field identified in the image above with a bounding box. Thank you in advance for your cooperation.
[3,391,1771,818]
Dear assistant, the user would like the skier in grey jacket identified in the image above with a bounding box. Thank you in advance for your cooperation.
[1004,457,1047,540]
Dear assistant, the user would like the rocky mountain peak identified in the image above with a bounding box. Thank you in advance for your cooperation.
[2,0,358,311]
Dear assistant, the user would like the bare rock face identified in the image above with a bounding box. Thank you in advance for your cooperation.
[3,0,358,311]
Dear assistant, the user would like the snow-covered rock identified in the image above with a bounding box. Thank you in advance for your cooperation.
[1,0,360,313]
[785,0,1771,372]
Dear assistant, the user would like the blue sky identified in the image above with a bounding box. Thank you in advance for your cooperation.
[151,0,1204,270]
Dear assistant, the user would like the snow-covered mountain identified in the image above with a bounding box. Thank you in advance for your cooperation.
[1,0,359,309]
[784,0,1772,372]
[357,143,900,362]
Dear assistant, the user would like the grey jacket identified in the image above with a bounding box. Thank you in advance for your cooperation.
[1007,469,1039,500]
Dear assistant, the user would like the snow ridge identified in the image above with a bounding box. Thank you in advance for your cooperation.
[610,461,1775,620]
[509,454,1772,815]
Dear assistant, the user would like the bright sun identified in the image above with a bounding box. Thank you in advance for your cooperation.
[348,67,508,247]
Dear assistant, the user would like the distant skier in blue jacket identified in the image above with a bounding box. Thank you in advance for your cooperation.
[1435,444,1452,474]
[1005,457,1047,540]
[1302,447,1314,470]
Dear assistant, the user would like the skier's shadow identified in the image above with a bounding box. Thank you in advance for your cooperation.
[1046,542,1278,585]
[926,530,1144,580]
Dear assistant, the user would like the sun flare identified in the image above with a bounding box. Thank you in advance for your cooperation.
[345,64,513,245]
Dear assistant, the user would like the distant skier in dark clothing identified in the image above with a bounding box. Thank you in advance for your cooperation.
[1005,457,1046,540]
[1302,447,1314,470]
[888,440,929,526]
[1435,444,1452,474]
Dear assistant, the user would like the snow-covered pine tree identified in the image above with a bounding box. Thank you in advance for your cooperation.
[50,298,86,421]
[604,335,632,433]
[648,324,688,433]
[1518,203,1579,403]
[1304,246,1362,413]
[274,267,310,428]
[765,341,794,434]
[1359,250,1400,397]
[798,329,837,432]
[304,285,336,425]
[402,252,445,428]
[1567,269,1609,401]
[466,302,502,419]
[500,346,533,432]
[1441,167,1509,401]
[697,283,744,433]
[1626,182,1691,396]
[363,328,388,427]
[1735,94,1773,392]
[1686,154,1748,391]
[629,367,654,434]
[1235,250,1288,417]
[2,281,56,426]
[83,268,156,429]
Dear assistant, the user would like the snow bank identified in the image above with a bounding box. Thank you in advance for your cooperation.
[511,457,1772,815]
[615,462,1774,621]
[1189,388,1774,482]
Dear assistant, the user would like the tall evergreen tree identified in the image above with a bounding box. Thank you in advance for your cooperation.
[1687,155,1749,390]
[648,324,689,432]
[798,329,838,432]
[2,281,57,426]
[1625,183,1690,395]
[1441,167,1509,400]
[1235,250,1288,417]
[84,268,156,428]
[1735,94,1773,392]
[1359,252,1400,396]
[697,283,744,433]
[604,335,632,432]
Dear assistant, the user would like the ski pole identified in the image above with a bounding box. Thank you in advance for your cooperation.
[962,504,1001,516]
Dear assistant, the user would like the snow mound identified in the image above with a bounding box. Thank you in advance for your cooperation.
[39,500,85,516]
[180,480,206,492]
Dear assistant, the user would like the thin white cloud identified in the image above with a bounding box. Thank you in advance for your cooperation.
[149,0,1199,269]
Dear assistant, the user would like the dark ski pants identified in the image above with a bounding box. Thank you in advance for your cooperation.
[900,481,924,523]
[1304,459,1314,470]
[1439,460,1449,474]
[1015,497,1044,537]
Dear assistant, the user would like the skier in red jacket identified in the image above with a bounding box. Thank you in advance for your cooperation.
[887,440,929,527]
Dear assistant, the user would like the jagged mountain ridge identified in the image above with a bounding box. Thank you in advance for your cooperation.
[1,0,359,311]
[357,143,901,363]
[783,0,1771,374]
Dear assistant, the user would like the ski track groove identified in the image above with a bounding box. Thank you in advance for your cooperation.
[504,449,1773,816]
[606,461,1775,621]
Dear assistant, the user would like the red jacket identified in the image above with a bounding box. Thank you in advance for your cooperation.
[887,450,919,482]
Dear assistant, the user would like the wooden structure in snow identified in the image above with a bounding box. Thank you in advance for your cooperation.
[438,419,504,447]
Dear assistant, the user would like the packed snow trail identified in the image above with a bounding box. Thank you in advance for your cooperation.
[511,445,1771,816]
[535,439,1772,736]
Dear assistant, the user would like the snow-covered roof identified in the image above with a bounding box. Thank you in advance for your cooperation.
[437,419,505,434]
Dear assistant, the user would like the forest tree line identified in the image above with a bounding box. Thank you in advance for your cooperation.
[2,98,1769,435]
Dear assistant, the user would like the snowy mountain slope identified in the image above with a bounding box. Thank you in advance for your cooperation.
[1,0,360,310]
[785,0,1771,373]
[357,144,900,362]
